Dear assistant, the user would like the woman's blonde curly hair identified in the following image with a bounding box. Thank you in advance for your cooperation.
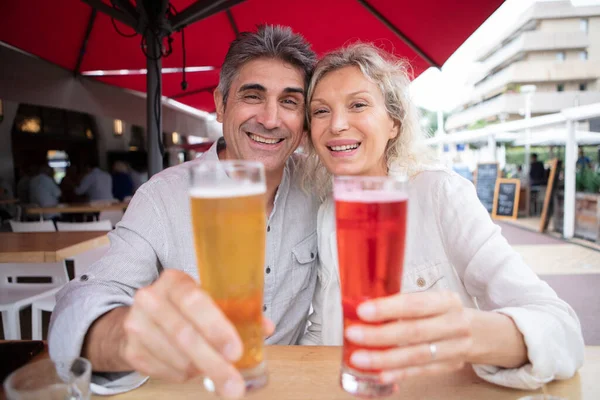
[302,43,437,199]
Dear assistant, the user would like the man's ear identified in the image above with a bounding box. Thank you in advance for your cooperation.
[214,89,225,123]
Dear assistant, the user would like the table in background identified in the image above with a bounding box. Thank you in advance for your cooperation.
[25,202,129,216]
[0,232,109,263]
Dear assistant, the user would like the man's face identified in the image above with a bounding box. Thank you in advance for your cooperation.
[214,58,307,173]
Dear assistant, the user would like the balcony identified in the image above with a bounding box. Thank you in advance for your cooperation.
[471,60,600,102]
[476,31,589,80]
[446,91,600,131]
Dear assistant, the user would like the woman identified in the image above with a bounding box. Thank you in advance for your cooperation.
[300,43,584,390]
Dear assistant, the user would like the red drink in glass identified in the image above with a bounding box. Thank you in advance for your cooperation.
[334,176,408,397]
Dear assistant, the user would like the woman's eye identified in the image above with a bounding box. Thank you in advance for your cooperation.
[312,109,328,115]
[352,102,367,109]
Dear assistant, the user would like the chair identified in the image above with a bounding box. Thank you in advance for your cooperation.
[98,210,124,228]
[0,261,68,340]
[56,220,112,232]
[9,220,56,232]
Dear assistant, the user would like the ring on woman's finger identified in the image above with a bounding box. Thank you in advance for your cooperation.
[428,343,437,361]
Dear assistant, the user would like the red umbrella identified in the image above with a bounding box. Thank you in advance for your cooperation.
[0,0,503,174]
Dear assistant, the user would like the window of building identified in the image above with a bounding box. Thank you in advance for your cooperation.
[557,84,565,92]
[579,51,588,61]
[556,52,566,62]
[580,18,589,33]
[579,83,587,91]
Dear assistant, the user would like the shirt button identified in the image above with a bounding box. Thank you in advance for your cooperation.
[417,277,426,287]
[263,305,267,312]
[266,267,271,274]
[267,226,270,232]
[80,275,89,282]
[310,252,314,259]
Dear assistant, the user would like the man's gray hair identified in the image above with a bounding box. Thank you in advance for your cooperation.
[217,25,317,105]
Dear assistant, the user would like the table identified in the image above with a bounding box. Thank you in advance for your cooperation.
[0,232,109,263]
[1,345,598,399]
[26,202,128,215]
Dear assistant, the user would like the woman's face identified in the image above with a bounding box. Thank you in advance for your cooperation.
[310,66,398,177]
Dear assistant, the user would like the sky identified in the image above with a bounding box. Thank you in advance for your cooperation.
[410,0,600,112]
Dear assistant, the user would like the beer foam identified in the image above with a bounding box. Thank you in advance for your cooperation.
[190,183,266,198]
[334,190,408,203]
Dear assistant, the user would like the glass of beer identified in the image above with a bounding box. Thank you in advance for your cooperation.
[334,175,408,398]
[189,160,268,393]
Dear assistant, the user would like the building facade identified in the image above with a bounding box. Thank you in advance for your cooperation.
[446,1,600,133]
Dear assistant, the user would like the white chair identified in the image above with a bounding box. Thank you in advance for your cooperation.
[0,261,68,340]
[56,220,112,232]
[98,210,124,228]
[30,244,110,340]
[9,220,56,232]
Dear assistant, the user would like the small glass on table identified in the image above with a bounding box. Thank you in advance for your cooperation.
[189,160,268,393]
[4,357,91,400]
[334,175,408,398]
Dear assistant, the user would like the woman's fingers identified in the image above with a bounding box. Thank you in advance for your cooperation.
[349,336,473,371]
[357,291,463,322]
[346,309,472,347]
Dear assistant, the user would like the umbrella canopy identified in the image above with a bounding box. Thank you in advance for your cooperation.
[0,0,503,175]
[0,0,502,112]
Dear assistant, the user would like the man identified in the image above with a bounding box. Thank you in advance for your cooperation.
[75,162,113,201]
[576,147,591,170]
[49,25,318,399]
[529,153,546,186]
[29,164,61,220]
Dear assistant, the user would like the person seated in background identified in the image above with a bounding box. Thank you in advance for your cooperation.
[16,165,34,204]
[576,147,591,170]
[529,153,546,186]
[60,166,86,203]
[75,162,113,202]
[111,161,134,202]
[29,164,61,220]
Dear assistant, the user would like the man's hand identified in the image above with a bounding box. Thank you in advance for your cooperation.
[84,270,274,399]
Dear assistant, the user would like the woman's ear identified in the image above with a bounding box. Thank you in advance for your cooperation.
[389,119,401,140]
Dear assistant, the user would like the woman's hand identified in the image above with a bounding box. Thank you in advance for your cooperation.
[344,291,474,383]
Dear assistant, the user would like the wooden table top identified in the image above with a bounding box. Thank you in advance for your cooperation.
[1,344,597,399]
[0,231,109,263]
[26,202,128,215]
[106,346,600,400]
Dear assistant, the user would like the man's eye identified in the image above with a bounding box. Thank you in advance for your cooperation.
[283,99,298,105]
[245,94,260,100]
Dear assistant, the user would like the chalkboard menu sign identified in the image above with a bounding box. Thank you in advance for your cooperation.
[475,163,499,213]
[492,179,521,220]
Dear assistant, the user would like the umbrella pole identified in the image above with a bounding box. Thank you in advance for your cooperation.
[146,29,163,178]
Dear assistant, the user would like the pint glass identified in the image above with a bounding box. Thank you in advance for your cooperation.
[334,176,408,397]
[190,160,268,392]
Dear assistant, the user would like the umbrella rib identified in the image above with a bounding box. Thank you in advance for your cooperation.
[226,9,240,38]
[81,0,138,30]
[111,0,140,23]
[74,9,98,76]
[356,0,440,69]
[171,0,246,31]
[171,85,218,99]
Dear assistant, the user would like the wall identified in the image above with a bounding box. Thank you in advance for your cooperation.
[0,100,17,192]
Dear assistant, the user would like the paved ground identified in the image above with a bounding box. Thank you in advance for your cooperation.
[497,221,600,346]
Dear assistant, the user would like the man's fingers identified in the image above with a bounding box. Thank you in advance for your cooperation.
[177,324,246,399]
[357,291,463,322]
[124,298,197,378]
[262,317,275,338]
[157,270,243,363]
